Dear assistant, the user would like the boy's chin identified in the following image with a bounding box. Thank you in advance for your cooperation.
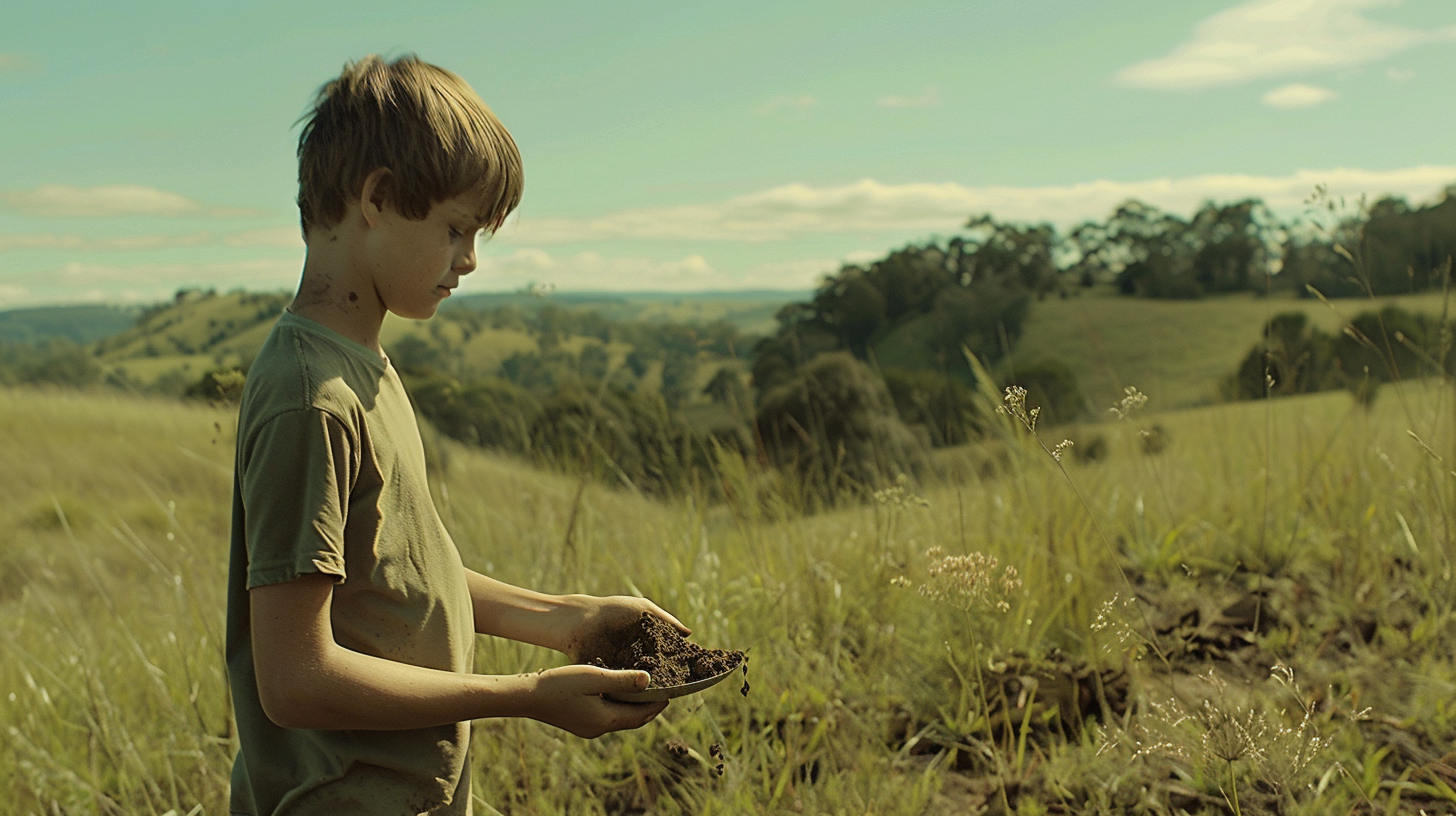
[390,303,441,321]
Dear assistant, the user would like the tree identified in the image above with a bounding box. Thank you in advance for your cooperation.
[752,232,1037,396]
[388,334,446,376]
[184,368,247,403]
[702,366,748,412]
[756,352,926,503]
[1222,307,1452,403]
[880,368,980,447]
[959,215,1061,296]
[1188,200,1281,294]
[0,339,101,388]
[814,270,886,357]
[659,351,699,410]
[1004,359,1085,425]
[577,343,610,382]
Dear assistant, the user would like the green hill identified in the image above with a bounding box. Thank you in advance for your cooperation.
[15,285,1452,417]
[1008,290,1455,411]
[0,303,142,344]
[448,289,803,337]
[80,289,762,412]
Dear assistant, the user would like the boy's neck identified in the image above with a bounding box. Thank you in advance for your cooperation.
[289,225,388,356]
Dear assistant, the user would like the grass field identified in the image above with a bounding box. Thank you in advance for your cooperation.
[4,370,1456,814]
[1010,290,1456,410]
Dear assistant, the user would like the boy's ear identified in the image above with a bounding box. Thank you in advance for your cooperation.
[359,167,394,227]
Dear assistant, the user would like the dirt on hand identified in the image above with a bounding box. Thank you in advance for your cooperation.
[579,612,744,688]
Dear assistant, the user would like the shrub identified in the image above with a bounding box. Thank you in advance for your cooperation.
[529,386,697,497]
[410,375,539,454]
[756,352,926,503]
[1223,307,1453,402]
[1004,358,1085,426]
[880,368,983,447]
[184,368,246,404]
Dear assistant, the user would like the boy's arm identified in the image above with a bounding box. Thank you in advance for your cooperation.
[463,568,689,659]
[250,572,667,736]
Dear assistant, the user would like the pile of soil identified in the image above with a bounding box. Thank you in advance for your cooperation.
[580,612,744,688]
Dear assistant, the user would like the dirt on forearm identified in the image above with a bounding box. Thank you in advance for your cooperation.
[579,612,744,688]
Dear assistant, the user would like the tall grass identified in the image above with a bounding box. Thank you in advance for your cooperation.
[3,374,1455,813]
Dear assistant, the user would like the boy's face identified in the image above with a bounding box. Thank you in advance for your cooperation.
[365,190,485,320]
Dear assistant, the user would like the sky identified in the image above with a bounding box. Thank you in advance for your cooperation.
[3,0,1456,307]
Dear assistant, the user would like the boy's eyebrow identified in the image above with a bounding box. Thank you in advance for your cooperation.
[447,205,492,232]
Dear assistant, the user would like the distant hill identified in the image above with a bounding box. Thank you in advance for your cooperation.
[0,304,142,344]
[12,286,1452,417]
[50,287,793,392]
[1008,289,1456,410]
[448,289,806,336]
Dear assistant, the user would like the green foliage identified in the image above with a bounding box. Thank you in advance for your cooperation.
[755,352,926,503]
[1003,358,1086,425]
[183,368,246,404]
[702,365,749,411]
[408,374,539,453]
[880,368,982,447]
[659,351,698,410]
[0,304,140,344]
[1223,306,1453,401]
[754,228,1040,394]
[1353,194,1456,295]
[1070,199,1284,299]
[1068,193,1456,300]
[0,338,102,388]
[529,386,698,497]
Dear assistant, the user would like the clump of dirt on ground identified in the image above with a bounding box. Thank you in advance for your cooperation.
[579,612,744,688]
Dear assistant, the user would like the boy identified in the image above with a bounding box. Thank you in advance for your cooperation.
[226,54,684,815]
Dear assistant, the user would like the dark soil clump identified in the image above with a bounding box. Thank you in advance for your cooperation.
[580,612,744,688]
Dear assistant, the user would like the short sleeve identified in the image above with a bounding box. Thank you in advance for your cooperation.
[240,408,357,589]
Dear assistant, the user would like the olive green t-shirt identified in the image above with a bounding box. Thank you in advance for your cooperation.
[226,311,476,816]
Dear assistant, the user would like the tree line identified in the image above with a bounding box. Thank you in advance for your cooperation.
[6,186,1454,507]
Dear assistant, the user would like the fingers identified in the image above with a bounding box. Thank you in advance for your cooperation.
[643,600,691,636]
[534,667,671,738]
[584,669,668,734]
[601,699,668,732]
[600,668,651,694]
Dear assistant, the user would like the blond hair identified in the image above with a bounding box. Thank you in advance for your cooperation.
[296,54,523,236]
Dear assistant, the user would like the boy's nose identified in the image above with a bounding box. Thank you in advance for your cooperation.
[455,242,477,275]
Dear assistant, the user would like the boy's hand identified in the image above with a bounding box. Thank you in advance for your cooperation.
[561,595,690,662]
[526,665,668,738]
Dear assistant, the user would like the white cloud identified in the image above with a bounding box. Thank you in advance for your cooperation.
[1386,65,1416,81]
[0,234,84,252]
[876,86,940,109]
[0,232,215,252]
[0,227,303,254]
[100,233,215,250]
[843,249,886,265]
[0,185,270,218]
[5,259,299,306]
[498,167,1456,243]
[222,227,303,249]
[1262,82,1339,108]
[736,258,840,289]
[0,284,31,305]
[1116,0,1456,90]
[475,249,718,291]
[756,94,816,117]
